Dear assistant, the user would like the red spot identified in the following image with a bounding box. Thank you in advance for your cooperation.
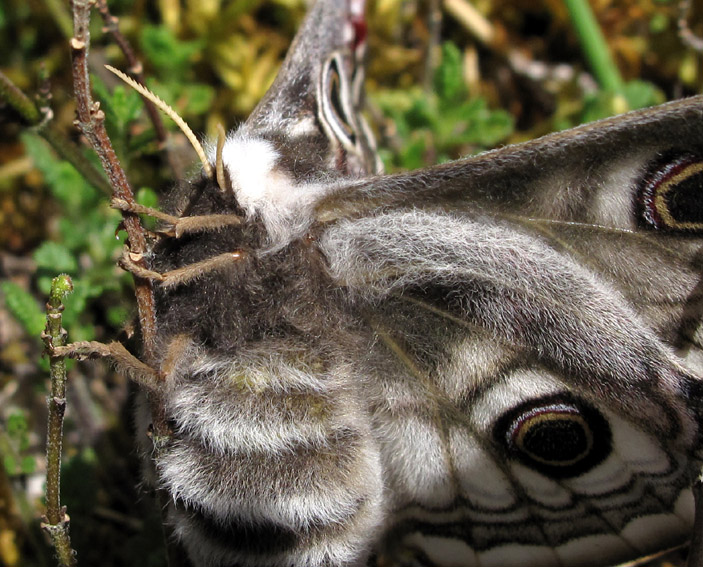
[351,16,367,50]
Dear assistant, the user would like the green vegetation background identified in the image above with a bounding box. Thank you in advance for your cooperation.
[0,0,701,565]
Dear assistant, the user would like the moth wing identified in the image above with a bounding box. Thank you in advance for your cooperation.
[318,95,703,227]
[317,99,703,566]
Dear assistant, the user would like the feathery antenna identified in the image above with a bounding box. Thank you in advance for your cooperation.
[105,65,213,179]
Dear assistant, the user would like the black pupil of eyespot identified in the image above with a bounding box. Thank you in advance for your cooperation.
[518,412,590,464]
[659,163,703,223]
[638,152,703,232]
[493,396,611,478]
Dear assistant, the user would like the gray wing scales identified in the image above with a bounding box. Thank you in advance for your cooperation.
[316,95,703,226]
[319,207,703,567]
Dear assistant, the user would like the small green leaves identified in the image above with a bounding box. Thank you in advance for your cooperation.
[140,25,203,82]
[2,410,36,476]
[433,42,466,103]
[16,132,131,344]
[581,80,665,123]
[0,281,45,336]
[375,41,513,170]
[92,78,145,138]
[34,242,78,274]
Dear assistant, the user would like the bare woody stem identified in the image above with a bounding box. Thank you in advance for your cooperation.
[95,0,169,146]
[41,274,76,567]
[679,0,703,53]
[69,4,184,564]
[70,0,157,359]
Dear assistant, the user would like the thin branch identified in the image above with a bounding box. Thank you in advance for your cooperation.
[93,0,188,179]
[40,275,77,567]
[69,5,186,565]
[0,71,41,123]
[679,0,703,53]
[423,0,442,93]
[95,0,168,144]
[70,0,157,358]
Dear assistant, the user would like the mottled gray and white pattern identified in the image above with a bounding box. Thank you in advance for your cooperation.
[129,1,703,566]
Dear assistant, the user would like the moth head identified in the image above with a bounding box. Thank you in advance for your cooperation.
[196,0,381,244]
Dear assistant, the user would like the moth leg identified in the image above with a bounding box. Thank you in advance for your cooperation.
[112,198,180,225]
[159,334,195,378]
[118,247,165,282]
[119,246,247,288]
[166,214,243,237]
[112,198,242,237]
[50,340,161,391]
[157,251,247,288]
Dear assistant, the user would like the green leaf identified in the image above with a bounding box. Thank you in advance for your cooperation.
[405,96,436,130]
[180,83,216,115]
[22,133,98,210]
[33,242,78,273]
[107,305,130,327]
[136,187,159,209]
[140,25,203,81]
[20,456,36,475]
[7,412,28,437]
[91,76,140,156]
[0,281,45,336]
[581,81,664,122]
[649,12,669,33]
[375,42,513,170]
[434,42,466,103]
[93,79,144,132]
[61,279,94,336]
[146,79,215,119]
[399,137,428,170]
[622,80,665,110]
[3,455,17,475]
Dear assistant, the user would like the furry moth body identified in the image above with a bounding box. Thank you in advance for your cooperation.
[121,1,703,566]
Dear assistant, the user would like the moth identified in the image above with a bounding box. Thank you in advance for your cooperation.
[63,0,703,566]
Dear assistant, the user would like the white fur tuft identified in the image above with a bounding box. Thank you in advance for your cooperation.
[208,131,332,247]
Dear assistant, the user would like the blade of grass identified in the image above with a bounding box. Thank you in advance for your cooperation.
[563,0,625,94]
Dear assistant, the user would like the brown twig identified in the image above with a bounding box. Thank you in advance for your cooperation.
[70,0,157,357]
[95,0,186,180]
[423,0,442,93]
[679,0,703,53]
[69,4,186,565]
[40,275,77,567]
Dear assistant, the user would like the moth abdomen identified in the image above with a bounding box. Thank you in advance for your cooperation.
[155,351,385,566]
